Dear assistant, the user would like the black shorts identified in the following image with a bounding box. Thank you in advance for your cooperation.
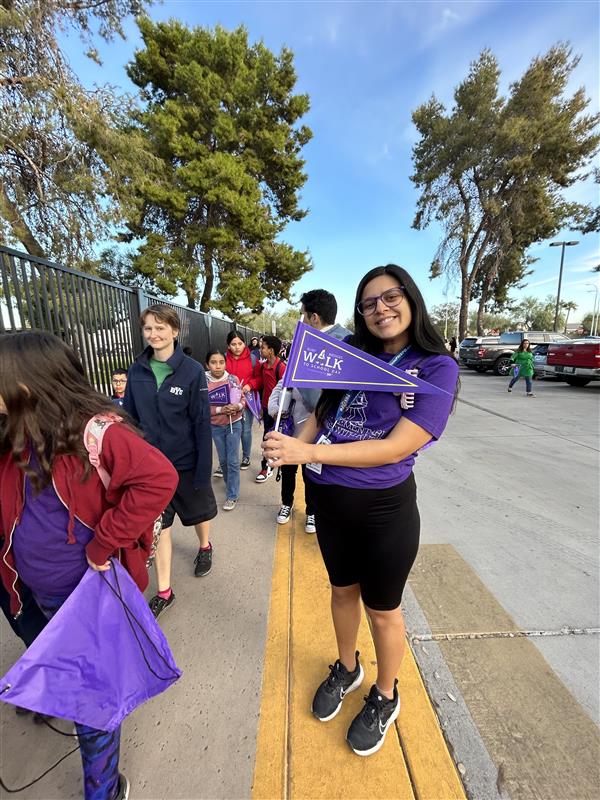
[162,469,218,528]
[309,473,420,611]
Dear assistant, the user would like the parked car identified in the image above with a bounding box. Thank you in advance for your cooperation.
[464,331,572,376]
[532,343,564,379]
[546,339,600,387]
[459,336,500,368]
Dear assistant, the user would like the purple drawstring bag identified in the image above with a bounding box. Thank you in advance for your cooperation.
[0,561,181,731]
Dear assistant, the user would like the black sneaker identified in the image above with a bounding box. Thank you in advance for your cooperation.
[346,680,400,756]
[240,457,251,470]
[114,773,130,800]
[194,545,213,577]
[311,651,364,721]
[149,591,176,619]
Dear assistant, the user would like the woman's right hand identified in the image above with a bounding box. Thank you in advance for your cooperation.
[86,555,111,572]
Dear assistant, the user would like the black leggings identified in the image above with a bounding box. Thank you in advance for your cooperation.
[309,474,420,611]
[280,464,314,514]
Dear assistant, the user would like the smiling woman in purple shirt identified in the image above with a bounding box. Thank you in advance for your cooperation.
[263,264,459,757]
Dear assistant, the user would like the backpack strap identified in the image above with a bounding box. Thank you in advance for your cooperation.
[83,414,122,489]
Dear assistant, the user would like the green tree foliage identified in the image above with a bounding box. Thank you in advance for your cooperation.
[411,45,600,339]
[429,302,460,338]
[512,294,567,331]
[0,0,151,264]
[466,310,513,335]
[122,19,313,316]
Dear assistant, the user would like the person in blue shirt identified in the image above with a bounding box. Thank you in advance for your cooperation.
[124,305,217,618]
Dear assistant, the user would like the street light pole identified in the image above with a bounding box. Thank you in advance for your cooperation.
[587,284,600,336]
[549,240,579,332]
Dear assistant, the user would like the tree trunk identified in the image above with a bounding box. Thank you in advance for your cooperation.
[459,272,470,341]
[0,183,46,258]
[200,247,214,312]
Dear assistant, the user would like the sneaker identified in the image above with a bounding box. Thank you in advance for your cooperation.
[255,467,273,483]
[346,681,400,756]
[240,457,251,470]
[114,773,130,800]
[312,652,364,722]
[305,514,316,534]
[213,467,223,478]
[194,545,213,577]
[507,388,512,392]
[527,393,536,397]
[223,499,237,511]
[149,591,175,619]
[277,504,292,524]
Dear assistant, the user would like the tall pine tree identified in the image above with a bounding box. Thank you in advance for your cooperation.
[123,19,313,316]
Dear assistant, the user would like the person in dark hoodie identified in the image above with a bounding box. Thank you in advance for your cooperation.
[124,305,217,619]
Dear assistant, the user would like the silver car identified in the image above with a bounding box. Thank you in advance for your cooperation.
[532,343,558,379]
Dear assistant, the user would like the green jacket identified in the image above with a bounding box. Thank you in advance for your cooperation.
[510,350,534,377]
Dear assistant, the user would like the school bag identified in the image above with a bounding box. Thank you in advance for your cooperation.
[83,414,162,568]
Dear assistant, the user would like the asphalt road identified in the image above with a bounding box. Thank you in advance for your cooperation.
[406,367,599,799]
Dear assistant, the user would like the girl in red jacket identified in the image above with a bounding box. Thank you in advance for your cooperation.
[225,331,258,470]
[0,331,178,800]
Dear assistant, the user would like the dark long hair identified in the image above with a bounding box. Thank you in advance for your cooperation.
[315,264,456,426]
[518,339,531,352]
[0,331,122,490]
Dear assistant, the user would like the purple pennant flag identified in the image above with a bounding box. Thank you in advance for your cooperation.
[208,384,230,405]
[282,322,450,395]
[245,389,263,422]
[0,561,181,731]
[513,365,519,377]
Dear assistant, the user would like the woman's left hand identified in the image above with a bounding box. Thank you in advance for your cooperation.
[86,555,111,572]
[262,431,314,467]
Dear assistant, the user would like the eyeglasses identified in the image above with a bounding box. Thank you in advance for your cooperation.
[112,379,127,384]
[356,287,405,317]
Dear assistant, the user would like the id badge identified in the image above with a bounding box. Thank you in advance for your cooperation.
[305,434,331,475]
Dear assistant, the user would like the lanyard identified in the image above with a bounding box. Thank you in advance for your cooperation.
[327,344,412,436]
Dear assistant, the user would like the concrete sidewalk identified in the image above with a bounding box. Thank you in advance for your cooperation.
[251,487,465,800]
[0,430,464,800]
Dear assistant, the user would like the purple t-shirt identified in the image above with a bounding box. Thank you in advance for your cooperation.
[12,464,94,601]
[307,348,459,489]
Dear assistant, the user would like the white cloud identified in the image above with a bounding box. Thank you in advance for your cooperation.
[526,276,559,288]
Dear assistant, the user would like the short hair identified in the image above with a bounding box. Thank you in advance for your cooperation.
[111,367,128,378]
[227,330,245,345]
[300,289,337,325]
[261,335,281,355]
[139,304,180,331]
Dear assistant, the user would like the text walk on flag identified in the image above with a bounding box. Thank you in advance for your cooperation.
[282,322,449,395]
[208,384,230,405]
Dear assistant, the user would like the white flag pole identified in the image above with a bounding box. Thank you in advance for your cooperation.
[267,317,302,463]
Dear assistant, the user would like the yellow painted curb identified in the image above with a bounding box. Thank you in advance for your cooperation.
[253,477,466,800]
[251,523,292,800]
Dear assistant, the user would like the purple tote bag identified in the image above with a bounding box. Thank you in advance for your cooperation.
[0,561,181,731]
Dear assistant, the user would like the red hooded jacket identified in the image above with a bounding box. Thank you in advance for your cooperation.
[0,424,178,617]
[225,347,256,387]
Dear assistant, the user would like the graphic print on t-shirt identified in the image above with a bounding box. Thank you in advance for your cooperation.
[327,392,387,441]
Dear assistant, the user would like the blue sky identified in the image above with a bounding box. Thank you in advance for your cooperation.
[61,0,599,325]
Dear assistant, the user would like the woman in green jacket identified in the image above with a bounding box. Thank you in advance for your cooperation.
[508,339,535,396]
